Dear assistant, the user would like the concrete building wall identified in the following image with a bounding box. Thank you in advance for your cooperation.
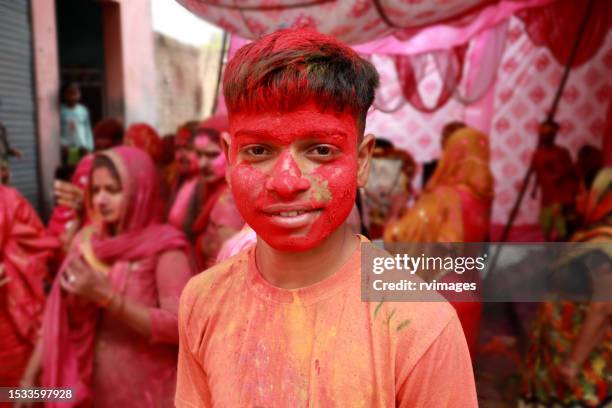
[31,0,60,216]
[155,34,202,135]
[154,33,224,135]
[119,0,158,127]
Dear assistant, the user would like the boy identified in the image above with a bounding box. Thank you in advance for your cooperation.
[176,29,477,407]
[60,82,94,153]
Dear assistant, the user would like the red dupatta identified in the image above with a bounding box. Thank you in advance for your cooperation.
[0,186,59,344]
[41,146,188,407]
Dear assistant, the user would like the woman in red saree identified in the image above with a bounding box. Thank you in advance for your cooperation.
[21,146,194,407]
[0,185,58,392]
[385,127,494,358]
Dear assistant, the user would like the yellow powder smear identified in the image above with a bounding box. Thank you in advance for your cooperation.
[310,177,332,202]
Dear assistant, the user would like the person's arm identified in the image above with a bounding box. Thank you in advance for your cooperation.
[559,263,612,383]
[60,251,191,342]
[59,106,70,147]
[148,249,193,344]
[395,315,478,407]
[15,337,44,408]
[20,337,43,387]
[106,249,192,342]
[61,256,154,338]
[82,108,94,152]
[564,302,610,369]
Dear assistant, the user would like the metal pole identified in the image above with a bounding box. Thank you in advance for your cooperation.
[211,31,229,115]
[488,0,596,275]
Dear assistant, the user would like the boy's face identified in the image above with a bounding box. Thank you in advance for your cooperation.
[65,87,81,106]
[224,102,374,252]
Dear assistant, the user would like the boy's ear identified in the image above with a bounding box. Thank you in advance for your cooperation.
[220,131,232,186]
[357,134,376,188]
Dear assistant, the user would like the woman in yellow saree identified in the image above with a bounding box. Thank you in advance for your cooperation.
[385,126,494,357]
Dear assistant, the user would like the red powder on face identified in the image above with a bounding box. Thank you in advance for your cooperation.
[227,103,359,251]
[194,134,226,181]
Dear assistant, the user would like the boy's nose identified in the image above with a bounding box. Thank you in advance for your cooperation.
[265,151,310,200]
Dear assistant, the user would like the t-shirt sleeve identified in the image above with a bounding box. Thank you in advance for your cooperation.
[395,314,478,408]
[175,283,213,407]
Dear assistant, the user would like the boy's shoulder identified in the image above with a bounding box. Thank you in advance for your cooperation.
[180,248,251,313]
[374,298,457,338]
[371,299,462,369]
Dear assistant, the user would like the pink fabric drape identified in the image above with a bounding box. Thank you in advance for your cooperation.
[518,0,612,68]
[392,44,468,113]
[42,147,189,407]
[455,19,508,104]
[353,0,553,54]
[371,18,507,113]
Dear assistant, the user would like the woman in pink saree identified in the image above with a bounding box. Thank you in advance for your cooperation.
[20,146,194,407]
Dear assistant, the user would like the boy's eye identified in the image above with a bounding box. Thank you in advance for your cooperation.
[307,144,337,159]
[244,145,272,157]
[314,146,331,155]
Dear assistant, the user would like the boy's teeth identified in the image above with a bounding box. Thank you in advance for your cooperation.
[279,211,303,217]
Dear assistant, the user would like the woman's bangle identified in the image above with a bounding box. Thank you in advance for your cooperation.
[98,290,116,309]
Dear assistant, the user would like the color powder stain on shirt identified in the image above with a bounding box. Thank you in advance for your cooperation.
[284,292,315,366]
[176,245,478,407]
[396,319,411,332]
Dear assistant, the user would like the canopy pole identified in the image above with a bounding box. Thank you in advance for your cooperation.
[488,0,596,272]
[211,31,229,115]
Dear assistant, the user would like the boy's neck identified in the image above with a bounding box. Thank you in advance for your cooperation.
[255,223,359,289]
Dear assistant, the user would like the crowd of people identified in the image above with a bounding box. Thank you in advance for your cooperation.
[0,28,609,407]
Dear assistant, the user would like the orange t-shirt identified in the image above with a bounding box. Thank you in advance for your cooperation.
[176,242,477,407]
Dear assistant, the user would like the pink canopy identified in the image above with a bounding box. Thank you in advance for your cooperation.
[177,0,547,45]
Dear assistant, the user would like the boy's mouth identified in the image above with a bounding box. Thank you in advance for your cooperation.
[261,205,323,229]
